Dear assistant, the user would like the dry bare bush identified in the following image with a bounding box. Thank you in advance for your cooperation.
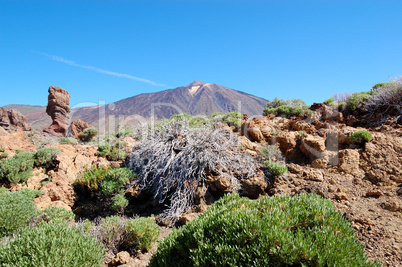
[365,77,402,119]
[126,119,259,223]
[332,92,351,103]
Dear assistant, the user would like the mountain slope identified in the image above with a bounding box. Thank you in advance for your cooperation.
[72,81,268,126]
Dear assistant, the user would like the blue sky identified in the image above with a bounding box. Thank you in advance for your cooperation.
[1,0,401,108]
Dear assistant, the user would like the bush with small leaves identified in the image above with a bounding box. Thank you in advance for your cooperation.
[346,91,372,111]
[261,145,284,162]
[0,153,7,160]
[263,98,311,117]
[111,192,129,211]
[73,166,108,191]
[0,188,42,238]
[107,147,127,161]
[150,194,380,267]
[34,147,60,169]
[323,97,335,105]
[38,206,75,227]
[58,137,78,145]
[0,152,35,183]
[349,130,372,144]
[365,77,402,117]
[0,147,5,152]
[93,216,159,254]
[124,217,159,252]
[95,143,111,157]
[101,168,137,197]
[0,224,104,267]
[264,160,288,176]
[78,127,98,142]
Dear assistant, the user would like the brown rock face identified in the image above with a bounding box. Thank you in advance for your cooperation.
[43,86,71,137]
[0,107,32,132]
[69,119,93,139]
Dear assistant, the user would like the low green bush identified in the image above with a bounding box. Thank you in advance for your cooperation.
[263,98,311,117]
[0,224,104,267]
[111,192,129,211]
[73,166,109,191]
[78,128,98,142]
[58,137,78,145]
[95,143,111,157]
[261,145,284,162]
[95,142,127,161]
[0,147,5,153]
[0,153,7,160]
[34,147,60,168]
[349,130,372,144]
[0,189,42,238]
[0,152,35,183]
[222,112,243,129]
[39,206,75,226]
[95,216,159,254]
[101,168,137,197]
[107,147,127,161]
[124,217,159,252]
[347,91,372,111]
[150,194,379,267]
[264,160,288,176]
[323,97,335,105]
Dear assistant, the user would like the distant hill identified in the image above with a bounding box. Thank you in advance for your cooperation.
[3,81,269,131]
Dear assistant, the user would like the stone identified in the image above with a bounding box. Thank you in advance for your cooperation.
[307,169,324,182]
[43,86,71,137]
[335,192,348,200]
[381,200,402,212]
[68,119,93,139]
[179,213,199,225]
[214,176,231,191]
[338,149,361,176]
[311,159,328,169]
[111,251,131,266]
[240,176,267,199]
[247,127,264,142]
[366,190,383,197]
[0,107,31,132]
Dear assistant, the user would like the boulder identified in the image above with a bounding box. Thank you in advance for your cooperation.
[43,86,71,137]
[247,127,264,142]
[69,119,93,139]
[0,107,31,132]
[111,251,131,266]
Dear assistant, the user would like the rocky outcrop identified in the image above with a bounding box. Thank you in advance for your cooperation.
[43,86,71,137]
[0,107,32,132]
[68,119,93,139]
[0,131,37,153]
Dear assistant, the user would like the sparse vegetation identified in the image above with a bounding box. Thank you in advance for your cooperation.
[58,137,78,144]
[263,98,311,117]
[150,194,379,267]
[264,160,288,176]
[91,216,159,254]
[346,91,372,111]
[261,145,284,162]
[365,77,402,117]
[95,141,127,161]
[78,127,98,142]
[34,147,60,169]
[0,153,7,160]
[0,148,5,153]
[349,130,372,144]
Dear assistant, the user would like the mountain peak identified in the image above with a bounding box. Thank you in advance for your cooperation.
[188,80,205,87]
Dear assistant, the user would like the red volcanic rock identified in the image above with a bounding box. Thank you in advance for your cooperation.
[43,86,71,137]
[0,107,32,132]
[68,119,93,139]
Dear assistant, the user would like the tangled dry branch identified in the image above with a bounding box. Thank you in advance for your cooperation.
[126,119,259,223]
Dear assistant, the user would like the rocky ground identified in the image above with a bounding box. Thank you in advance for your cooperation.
[0,109,401,266]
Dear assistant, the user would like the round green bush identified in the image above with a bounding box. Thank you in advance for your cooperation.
[0,152,35,183]
[0,224,104,267]
[34,147,60,168]
[264,160,288,176]
[150,194,379,267]
[0,189,42,238]
[349,130,372,144]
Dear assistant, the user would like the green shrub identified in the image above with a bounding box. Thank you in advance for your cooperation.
[365,78,402,116]
[101,168,137,197]
[261,145,284,162]
[0,148,5,153]
[58,137,78,145]
[78,128,98,142]
[111,192,129,211]
[207,112,224,118]
[0,152,35,183]
[0,153,7,160]
[150,194,379,267]
[0,189,42,238]
[264,160,288,176]
[263,98,310,117]
[34,147,60,168]
[39,206,75,226]
[107,147,127,161]
[323,97,335,105]
[349,130,372,144]
[96,216,159,254]
[73,166,109,191]
[115,128,133,138]
[95,143,111,157]
[0,224,104,267]
[222,112,243,129]
[124,217,159,252]
[347,91,372,111]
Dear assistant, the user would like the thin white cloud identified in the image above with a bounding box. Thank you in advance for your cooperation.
[38,52,167,87]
